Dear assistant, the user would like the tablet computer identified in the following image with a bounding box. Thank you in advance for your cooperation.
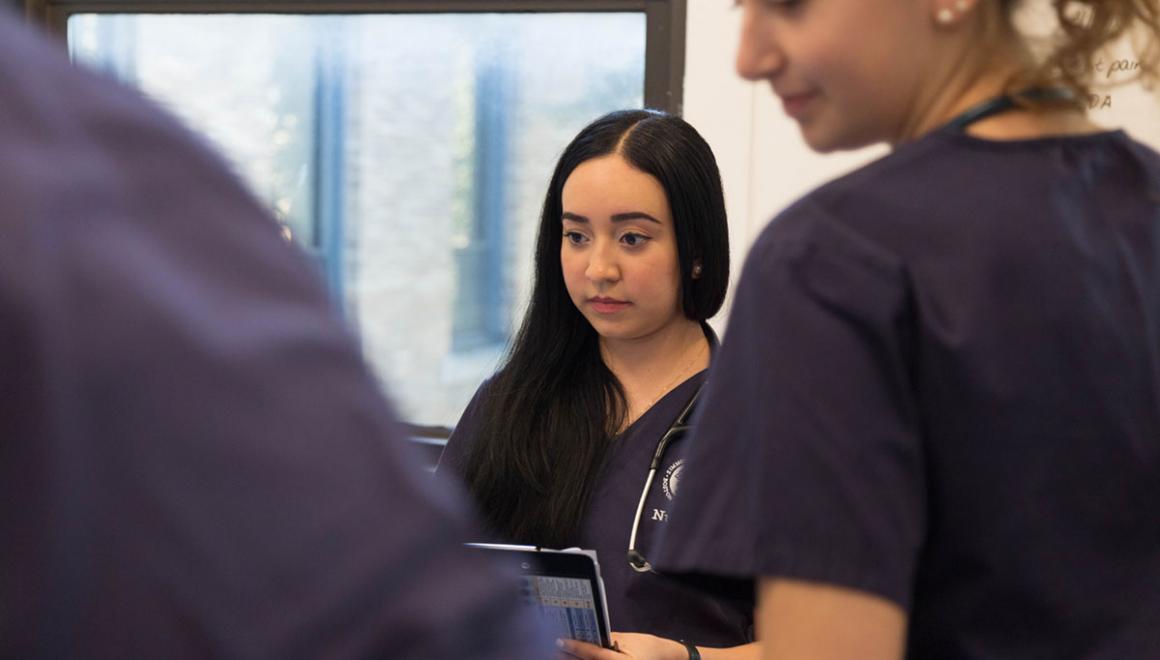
[468,543,613,648]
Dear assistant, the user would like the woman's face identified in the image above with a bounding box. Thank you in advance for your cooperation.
[735,0,945,151]
[560,154,687,344]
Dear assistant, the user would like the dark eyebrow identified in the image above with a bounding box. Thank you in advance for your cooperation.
[611,212,661,224]
[561,211,661,224]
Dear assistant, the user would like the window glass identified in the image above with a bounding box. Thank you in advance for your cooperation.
[69,12,646,427]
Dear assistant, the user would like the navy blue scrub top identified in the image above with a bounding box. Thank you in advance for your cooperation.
[441,370,756,648]
[0,14,547,659]
[654,126,1160,658]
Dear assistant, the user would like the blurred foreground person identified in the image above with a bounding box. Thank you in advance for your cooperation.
[0,13,547,660]
[656,1,1160,658]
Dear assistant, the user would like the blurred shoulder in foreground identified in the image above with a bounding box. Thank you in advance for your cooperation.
[0,13,546,660]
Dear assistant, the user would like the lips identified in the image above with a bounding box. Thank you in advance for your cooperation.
[780,91,818,119]
[588,297,630,314]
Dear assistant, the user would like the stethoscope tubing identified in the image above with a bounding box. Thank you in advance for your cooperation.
[626,386,702,574]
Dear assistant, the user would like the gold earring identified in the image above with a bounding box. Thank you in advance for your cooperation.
[692,264,703,278]
[937,7,955,24]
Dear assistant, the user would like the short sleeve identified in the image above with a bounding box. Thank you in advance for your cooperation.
[653,205,926,609]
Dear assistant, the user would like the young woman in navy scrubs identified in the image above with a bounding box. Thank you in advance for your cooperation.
[646,1,1160,659]
[439,110,759,659]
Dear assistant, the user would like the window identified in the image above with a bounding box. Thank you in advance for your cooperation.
[27,0,685,439]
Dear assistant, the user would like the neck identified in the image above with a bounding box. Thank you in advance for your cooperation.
[896,28,1025,143]
[600,318,706,377]
[894,17,1099,144]
[600,318,708,426]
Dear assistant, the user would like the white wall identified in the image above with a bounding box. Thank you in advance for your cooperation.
[681,2,883,325]
[682,1,1160,326]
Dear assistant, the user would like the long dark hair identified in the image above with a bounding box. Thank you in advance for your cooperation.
[462,109,729,547]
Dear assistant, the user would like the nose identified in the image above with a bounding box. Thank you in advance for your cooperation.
[585,239,620,284]
[735,4,783,81]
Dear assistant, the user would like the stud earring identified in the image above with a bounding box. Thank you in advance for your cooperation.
[692,263,703,278]
[937,7,955,24]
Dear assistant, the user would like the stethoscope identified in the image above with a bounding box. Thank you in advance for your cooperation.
[626,383,704,573]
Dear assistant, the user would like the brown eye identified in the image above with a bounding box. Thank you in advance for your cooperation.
[621,233,649,248]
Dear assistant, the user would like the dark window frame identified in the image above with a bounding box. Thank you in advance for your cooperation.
[23,0,686,114]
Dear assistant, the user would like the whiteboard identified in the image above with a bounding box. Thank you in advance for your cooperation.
[1087,38,1159,148]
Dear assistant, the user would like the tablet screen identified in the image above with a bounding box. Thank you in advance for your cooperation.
[468,544,612,648]
[521,574,603,644]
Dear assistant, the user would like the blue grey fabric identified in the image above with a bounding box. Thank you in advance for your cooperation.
[655,126,1160,659]
[0,14,547,659]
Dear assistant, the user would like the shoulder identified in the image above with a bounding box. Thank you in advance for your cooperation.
[0,15,326,363]
[742,189,912,309]
[438,377,498,476]
[730,149,948,339]
[749,133,965,268]
[749,128,1153,281]
[0,16,224,171]
[0,14,279,260]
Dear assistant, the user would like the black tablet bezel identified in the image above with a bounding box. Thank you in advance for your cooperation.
[468,544,613,648]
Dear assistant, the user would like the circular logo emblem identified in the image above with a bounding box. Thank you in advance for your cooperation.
[661,459,685,501]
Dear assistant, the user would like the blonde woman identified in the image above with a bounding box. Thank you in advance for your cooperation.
[639,1,1160,659]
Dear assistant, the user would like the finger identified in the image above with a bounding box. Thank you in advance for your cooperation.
[556,638,590,659]
[556,638,617,659]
